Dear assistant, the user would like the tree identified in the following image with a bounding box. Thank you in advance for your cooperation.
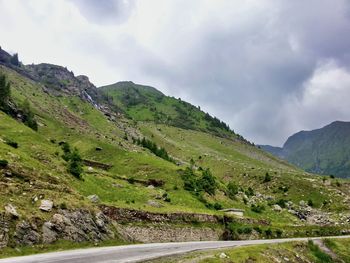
[227,182,239,199]
[68,148,83,179]
[0,74,10,112]
[198,169,217,195]
[263,172,271,183]
[22,99,38,131]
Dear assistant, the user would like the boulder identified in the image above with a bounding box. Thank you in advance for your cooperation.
[5,204,19,218]
[147,200,163,208]
[273,204,282,212]
[87,195,100,203]
[39,200,53,212]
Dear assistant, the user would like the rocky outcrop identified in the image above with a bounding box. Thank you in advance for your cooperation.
[116,225,222,243]
[42,210,114,244]
[0,213,10,248]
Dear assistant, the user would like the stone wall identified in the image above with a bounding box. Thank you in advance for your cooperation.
[116,224,223,243]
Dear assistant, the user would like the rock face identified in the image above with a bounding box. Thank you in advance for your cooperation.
[42,210,114,244]
[14,221,41,246]
[0,213,10,248]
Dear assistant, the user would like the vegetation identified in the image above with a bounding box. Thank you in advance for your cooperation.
[0,73,10,111]
[21,99,38,131]
[181,167,217,196]
[135,137,174,163]
[0,159,8,168]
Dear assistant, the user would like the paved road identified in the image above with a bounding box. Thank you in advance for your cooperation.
[1,236,349,263]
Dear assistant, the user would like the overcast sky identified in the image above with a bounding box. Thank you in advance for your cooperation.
[1,0,350,146]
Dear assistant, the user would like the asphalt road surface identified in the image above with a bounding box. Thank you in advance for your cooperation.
[1,236,349,263]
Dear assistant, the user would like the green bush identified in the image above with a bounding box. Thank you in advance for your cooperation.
[0,159,8,168]
[0,74,10,112]
[198,169,216,195]
[251,204,265,213]
[227,182,239,199]
[263,172,271,183]
[68,148,83,179]
[21,99,38,131]
[5,139,18,148]
[213,202,223,210]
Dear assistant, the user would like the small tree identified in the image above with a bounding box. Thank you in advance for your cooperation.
[68,148,83,179]
[199,169,217,195]
[227,182,239,199]
[263,172,271,183]
[0,74,10,112]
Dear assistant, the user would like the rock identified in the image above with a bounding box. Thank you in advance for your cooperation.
[299,200,306,207]
[147,200,163,208]
[95,147,103,151]
[39,200,53,212]
[5,204,19,218]
[87,195,100,203]
[273,204,282,212]
[147,185,155,189]
[14,221,40,246]
[219,252,229,259]
[87,166,94,172]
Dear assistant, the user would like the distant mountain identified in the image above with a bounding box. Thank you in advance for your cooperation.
[260,121,350,178]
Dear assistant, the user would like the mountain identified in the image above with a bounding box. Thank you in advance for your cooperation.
[0,47,350,254]
[260,121,350,178]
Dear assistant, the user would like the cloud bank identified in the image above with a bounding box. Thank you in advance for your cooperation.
[1,0,350,145]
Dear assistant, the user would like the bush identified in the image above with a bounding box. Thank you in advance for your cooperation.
[227,182,239,199]
[127,177,136,184]
[276,199,288,208]
[251,204,265,213]
[198,169,216,195]
[307,199,314,207]
[265,228,273,238]
[263,172,271,183]
[0,159,8,168]
[5,139,18,148]
[276,229,283,238]
[61,142,71,161]
[0,74,10,112]
[213,202,223,210]
[245,187,254,197]
[68,148,83,179]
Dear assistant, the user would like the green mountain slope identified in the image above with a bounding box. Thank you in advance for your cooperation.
[261,121,350,178]
[0,47,350,252]
[100,81,239,139]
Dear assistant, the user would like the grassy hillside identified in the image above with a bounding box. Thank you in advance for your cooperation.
[1,62,350,253]
[100,81,239,139]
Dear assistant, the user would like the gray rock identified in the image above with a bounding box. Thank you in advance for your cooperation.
[273,204,282,212]
[5,204,19,218]
[14,221,40,246]
[87,195,100,203]
[39,200,53,212]
[147,200,163,208]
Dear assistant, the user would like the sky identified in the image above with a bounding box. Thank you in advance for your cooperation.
[1,0,350,146]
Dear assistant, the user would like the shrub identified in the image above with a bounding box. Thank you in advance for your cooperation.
[198,169,216,195]
[61,142,71,161]
[251,204,265,213]
[263,172,271,183]
[0,74,10,112]
[227,182,239,199]
[0,159,8,168]
[67,148,83,179]
[127,177,136,184]
[5,139,18,148]
[307,199,314,207]
[265,228,273,238]
[276,229,283,238]
[245,187,254,197]
[276,199,288,208]
[213,202,223,210]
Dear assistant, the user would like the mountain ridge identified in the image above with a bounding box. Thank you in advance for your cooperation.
[261,121,350,178]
